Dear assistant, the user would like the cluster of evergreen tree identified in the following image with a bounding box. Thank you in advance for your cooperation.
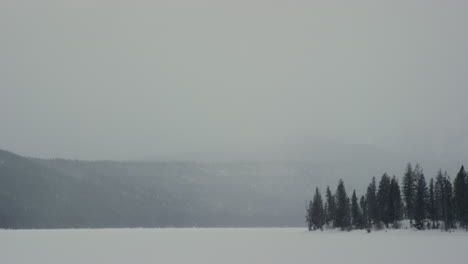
[306,163,468,231]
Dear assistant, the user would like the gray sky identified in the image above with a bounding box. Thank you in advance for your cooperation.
[1,0,468,162]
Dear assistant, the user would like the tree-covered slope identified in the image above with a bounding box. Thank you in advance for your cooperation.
[0,149,321,228]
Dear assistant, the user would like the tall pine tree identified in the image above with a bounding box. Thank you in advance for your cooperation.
[366,177,378,228]
[335,179,351,230]
[465,169,468,229]
[414,171,428,230]
[434,170,448,229]
[428,178,436,229]
[402,163,417,223]
[351,190,362,229]
[444,173,455,230]
[310,187,325,230]
[389,176,403,228]
[360,195,369,231]
[325,186,336,228]
[454,166,467,228]
[377,173,392,228]
[306,200,313,231]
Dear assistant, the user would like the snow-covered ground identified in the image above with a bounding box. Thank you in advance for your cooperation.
[1,228,466,264]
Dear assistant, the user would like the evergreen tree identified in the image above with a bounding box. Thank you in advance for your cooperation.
[351,190,362,229]
[310,187,325,230]
[335,179,351,230]
[377,173,391,227]
[428,178,436,229]
[325,186,336,228]
[453,166,467,228]
[389,176,403,228]
[444,173,455,230]
[366,177,378,228]
[402,163,417,223]
[465,170,468,230]
[360,195,369,231]
[414,172,428,230]
[435,170,446,229]
[434,171,455,230]
[306,200,313,231]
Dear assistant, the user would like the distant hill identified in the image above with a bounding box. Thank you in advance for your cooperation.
[0,149,90,228]
[0,149,324,228]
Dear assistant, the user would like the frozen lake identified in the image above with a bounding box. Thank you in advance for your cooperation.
[1,228,466,264]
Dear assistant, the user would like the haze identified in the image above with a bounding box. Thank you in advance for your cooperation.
[1,0,467,165]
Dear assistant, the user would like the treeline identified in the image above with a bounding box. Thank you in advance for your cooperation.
[306,163,468,231]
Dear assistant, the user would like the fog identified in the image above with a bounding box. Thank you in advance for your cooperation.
[1,0,468,165]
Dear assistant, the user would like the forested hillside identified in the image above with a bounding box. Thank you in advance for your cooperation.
[1,149,324,228]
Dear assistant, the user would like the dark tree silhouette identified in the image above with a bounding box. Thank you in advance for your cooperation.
[389,176,403,228]
[444,173,455,230]
[306,200,313,231]
[310,187,325,230]
[434,170,445,229]
[428,178,436,229]
[414,171,428,230]
[402,163,417,224]
[325,186,336,228]
[360,195,370,231]
[454,166,467,228]
[351,190,362,229]
[335,179,351,230]
[377,173,391,228]
[366,177,378,228]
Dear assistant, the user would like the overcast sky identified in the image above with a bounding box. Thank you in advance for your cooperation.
[1,0,467,162]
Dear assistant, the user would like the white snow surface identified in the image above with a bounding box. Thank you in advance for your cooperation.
[1,228,466,264]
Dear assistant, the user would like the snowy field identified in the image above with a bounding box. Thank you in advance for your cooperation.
[1,228,467,264]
